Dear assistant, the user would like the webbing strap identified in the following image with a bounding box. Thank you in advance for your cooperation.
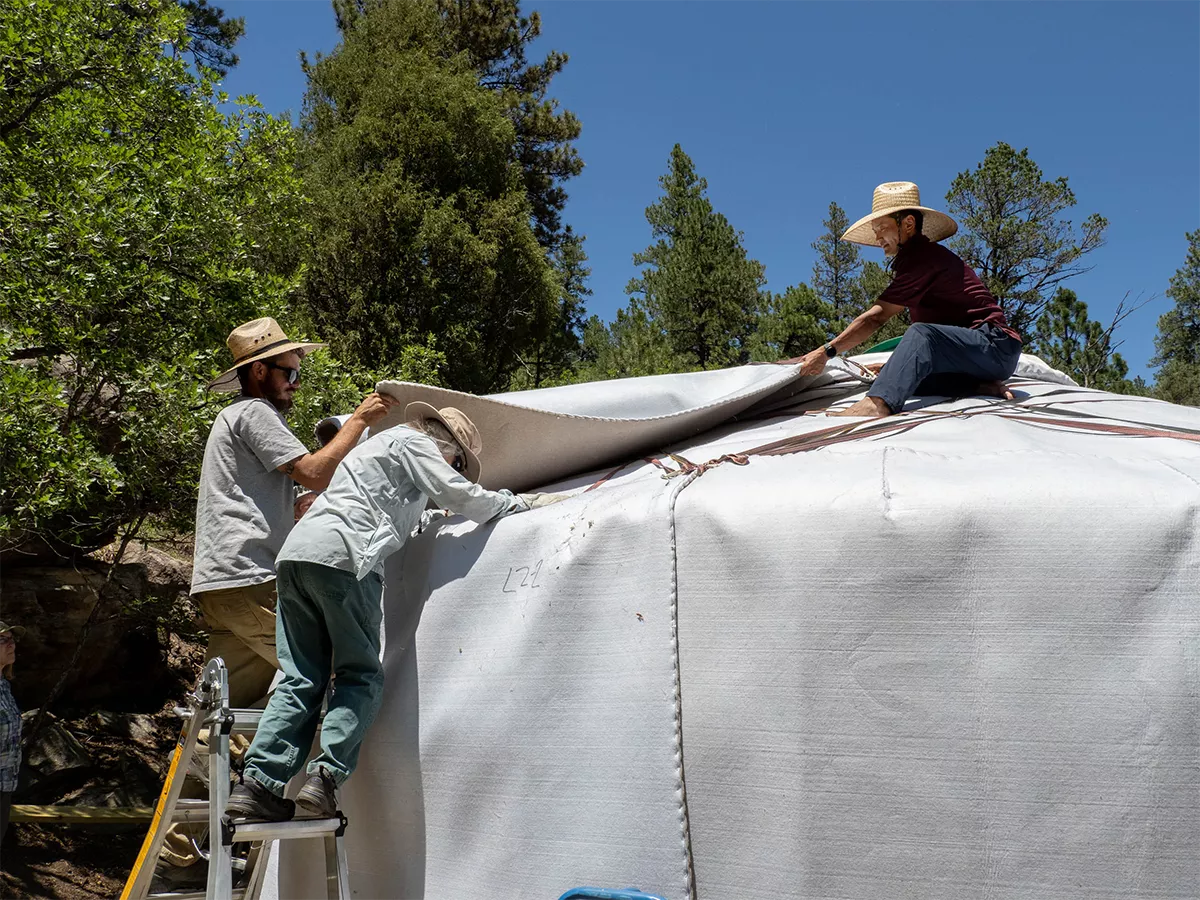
[746,405,1200,458]
[646,452,750,480]
[586,397,1200,492]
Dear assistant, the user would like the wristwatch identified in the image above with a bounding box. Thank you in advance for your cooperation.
[823,342,838,358]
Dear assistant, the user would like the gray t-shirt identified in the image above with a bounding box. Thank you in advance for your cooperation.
[191,397,308,595]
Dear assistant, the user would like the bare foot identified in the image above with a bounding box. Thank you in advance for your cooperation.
[979,380,1015,401]
[829,396,892,418]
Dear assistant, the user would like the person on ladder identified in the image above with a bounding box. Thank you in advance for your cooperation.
[225,404,559,820]
[158,318,391,884]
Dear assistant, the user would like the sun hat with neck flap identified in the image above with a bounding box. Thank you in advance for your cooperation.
[840,181,958,247]
[208,317,326,392]
[405,402,484,484]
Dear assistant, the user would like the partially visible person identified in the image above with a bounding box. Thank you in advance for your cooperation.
[0,621,25,844]
[294,489,318,522]
[292,417,347,523]
[226,404,559,822]
[781,181,1021,417]
[313,415,344,449]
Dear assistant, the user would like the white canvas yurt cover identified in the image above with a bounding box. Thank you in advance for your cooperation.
[264,353,1200,900]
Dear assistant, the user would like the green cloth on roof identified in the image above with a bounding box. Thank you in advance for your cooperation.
[864,335,904,353]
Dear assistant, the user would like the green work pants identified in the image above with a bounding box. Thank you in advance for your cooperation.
[242,561,384,795]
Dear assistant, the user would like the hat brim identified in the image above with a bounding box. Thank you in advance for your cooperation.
[841,205,958,247]
[207,342,326,392]
[1,625,26,639]
[404,401,483,484]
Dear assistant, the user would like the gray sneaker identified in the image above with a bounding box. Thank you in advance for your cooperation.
[295,766,339,818]
[225,776,294,822]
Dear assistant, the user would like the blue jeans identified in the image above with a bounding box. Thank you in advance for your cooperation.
[867,322,1023,413]
[242,561,384,795]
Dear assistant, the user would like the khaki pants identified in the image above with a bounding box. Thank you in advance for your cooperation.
[161,581,280,869]
[198,580,280,709]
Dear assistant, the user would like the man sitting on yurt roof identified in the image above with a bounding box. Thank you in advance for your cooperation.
[783,181,1023,417]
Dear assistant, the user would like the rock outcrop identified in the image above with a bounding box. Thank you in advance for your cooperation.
[2,543,197,711]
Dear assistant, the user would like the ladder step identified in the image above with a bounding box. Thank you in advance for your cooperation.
[174,707,265,733]
[130,659,354,900]
[169,799,211,822]
[225,815,346,844]
[174,706,324,734]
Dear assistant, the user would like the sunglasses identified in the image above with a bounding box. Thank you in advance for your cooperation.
[265,362,300,385]
[0,634,14,646]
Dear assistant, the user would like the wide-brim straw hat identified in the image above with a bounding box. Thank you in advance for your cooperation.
[841,181,958,247]
[0,621,26,640]
[208,317,326,392]
[405,402,484,484]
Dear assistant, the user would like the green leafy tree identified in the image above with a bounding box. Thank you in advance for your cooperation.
[626,144,765,369]
[435,0,583,254]
[1031,288,1138,392]
[298,0,562,393]
[0,0,305,558]
[946,142,1107,337]
[1152,230,1200,405]
[811,202,863,331]
[2,0,164,140]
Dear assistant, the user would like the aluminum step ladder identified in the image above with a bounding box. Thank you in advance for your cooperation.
[121,658,349,900]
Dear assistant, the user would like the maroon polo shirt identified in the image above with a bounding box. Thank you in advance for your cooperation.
[877,234,1021,341]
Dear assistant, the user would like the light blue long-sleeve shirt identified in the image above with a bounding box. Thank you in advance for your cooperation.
[277,425,522,579]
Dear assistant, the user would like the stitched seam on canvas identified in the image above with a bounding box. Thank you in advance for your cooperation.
[1156,458,1200,492]
[667,470,699,899]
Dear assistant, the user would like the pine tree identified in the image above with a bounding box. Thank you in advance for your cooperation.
[298,0,562,393]
[946,142,1107,337]
[811,202,863,331]
[179,0,245,75]
[434,0,583,253]
[625,144,765,369]
[857,260,908,346]
[571,309,687,382]
[747,285,830,361]
[1152,230,1200,405]
[511,226,590,388]
[1032,288,1134,392]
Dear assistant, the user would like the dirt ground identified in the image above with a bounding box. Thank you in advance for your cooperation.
[1,826,143,900]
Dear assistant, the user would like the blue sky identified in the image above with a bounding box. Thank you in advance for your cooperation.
[219,1,1199,379]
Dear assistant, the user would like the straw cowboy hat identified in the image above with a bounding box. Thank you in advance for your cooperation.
[0,621,26,640]
[405,402,485,484]
[841,181,958,247]
[208,317,326,392]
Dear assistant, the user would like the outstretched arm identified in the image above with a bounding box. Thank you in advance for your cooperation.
[780,301,906,375]
[397,435,524,524]
[279,393,394,491]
